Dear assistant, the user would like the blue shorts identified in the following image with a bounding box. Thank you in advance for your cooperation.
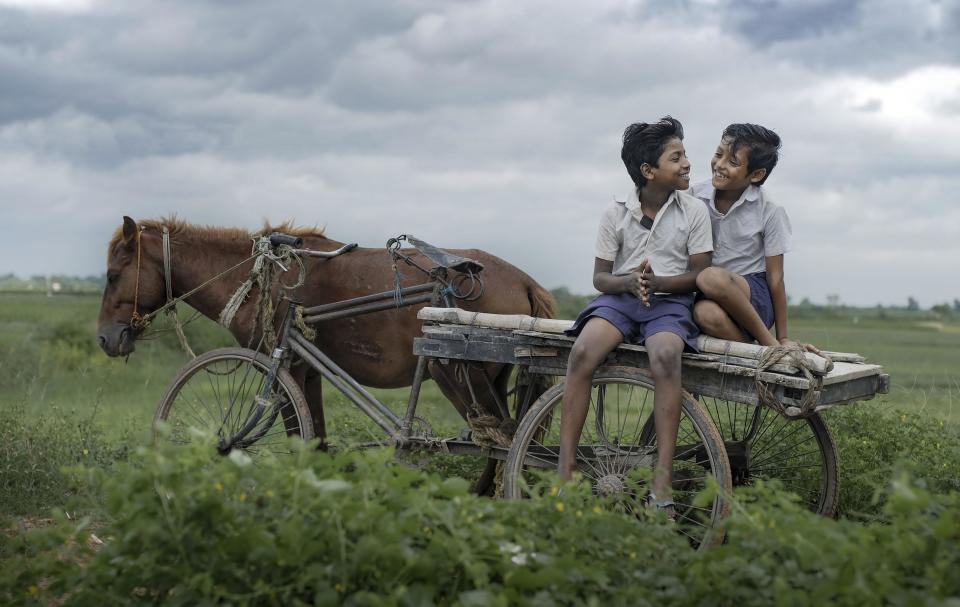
[565,292,699,352]
[743,272,775,330]
[695,271,774,334]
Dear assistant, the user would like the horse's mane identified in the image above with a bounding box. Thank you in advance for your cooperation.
[108,215,327,252]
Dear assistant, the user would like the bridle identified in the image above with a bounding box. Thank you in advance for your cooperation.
[129,225,147,329]
[124,226,286,357]
[129,225,174,331]
[127,226,196,356]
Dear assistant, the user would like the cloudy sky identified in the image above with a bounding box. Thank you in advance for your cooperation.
[1,0,958,306]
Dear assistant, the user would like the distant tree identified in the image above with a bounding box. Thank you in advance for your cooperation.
[826,294,840,307]
[931,303,953,318]
[907,296,919,311]
[800,297,813,307]
[954,298,960,313]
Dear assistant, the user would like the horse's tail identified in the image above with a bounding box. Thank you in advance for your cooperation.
[527,282,557,320]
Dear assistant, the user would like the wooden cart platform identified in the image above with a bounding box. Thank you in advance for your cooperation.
[414,307,889,417]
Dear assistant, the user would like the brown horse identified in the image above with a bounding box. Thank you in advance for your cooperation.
[97,217,555,478]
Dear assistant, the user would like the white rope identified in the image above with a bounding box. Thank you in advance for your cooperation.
[219,237,271,329]
[218,237,307,332]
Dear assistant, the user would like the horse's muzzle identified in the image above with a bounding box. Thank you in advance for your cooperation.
[98,322,137,357]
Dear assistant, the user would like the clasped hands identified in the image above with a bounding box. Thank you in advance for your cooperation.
[625,259,660,307]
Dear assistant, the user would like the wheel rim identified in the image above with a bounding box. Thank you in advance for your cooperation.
[156,354,308,457]
[509,378,725,548]
[700,396,835,514]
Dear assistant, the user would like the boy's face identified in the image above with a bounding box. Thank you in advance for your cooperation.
[645,137,691,190]
[711,136,765,191]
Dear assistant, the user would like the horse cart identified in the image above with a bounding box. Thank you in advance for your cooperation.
[145,231,889,549]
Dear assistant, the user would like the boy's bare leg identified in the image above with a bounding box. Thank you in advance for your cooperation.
[693,300,749,342]
[695,267,777,346]
[558,317,624,481]
[645,331,685,499]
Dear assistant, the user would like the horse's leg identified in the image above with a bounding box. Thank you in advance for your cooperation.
[303,369,328,450]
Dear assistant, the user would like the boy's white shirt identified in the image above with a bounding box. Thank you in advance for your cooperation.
[689,179,791,276]
[595,188,713,283]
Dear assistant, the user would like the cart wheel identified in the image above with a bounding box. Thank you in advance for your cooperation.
[155,347,314,456]
[699,396,839,517]
[503,370,732,550]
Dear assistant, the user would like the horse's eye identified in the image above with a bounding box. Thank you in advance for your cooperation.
[107,273,120,285]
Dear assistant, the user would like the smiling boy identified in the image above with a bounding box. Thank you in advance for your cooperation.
[690,123,814,352]
[560,117,712,511]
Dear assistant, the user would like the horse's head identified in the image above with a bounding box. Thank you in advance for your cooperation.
[97,216,167,357]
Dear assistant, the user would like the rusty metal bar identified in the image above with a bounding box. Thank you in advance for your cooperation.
[301,283,435,316]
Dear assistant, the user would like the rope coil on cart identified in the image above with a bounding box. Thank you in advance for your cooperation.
[755,345,831,418]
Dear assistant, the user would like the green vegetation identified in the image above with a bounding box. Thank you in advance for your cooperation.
[2,292,960,604]
[3,443,959,606]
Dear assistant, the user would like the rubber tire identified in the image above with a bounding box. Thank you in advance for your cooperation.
[154,347,314,452]
[503,370,732,549]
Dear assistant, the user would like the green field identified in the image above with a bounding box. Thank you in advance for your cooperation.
[4,292,960,604]
[2,292,958,438]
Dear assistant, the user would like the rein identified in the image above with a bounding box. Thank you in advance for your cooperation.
[128,227,308,356]
[128,228,263,355]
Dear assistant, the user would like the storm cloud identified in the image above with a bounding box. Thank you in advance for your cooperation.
[1,0,958,306]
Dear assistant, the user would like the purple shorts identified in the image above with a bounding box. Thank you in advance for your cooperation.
[565,292,699,352]
[743,272,775,330]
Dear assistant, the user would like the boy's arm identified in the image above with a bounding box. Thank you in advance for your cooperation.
[593,258,642,297]
[766,255,823,354]
[765,255,789,343]
[638,252,711,305]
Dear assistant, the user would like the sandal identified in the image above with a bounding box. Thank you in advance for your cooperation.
[645,492,677,522]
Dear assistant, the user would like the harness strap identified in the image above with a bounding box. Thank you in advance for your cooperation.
[163,227,174,303]
[134,242,259,327]
[130,226,145,327]
[162,227,196,358]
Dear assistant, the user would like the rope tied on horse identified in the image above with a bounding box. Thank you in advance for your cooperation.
[162,227,196,358]
[219,236,307,349]
[755,345,831,418]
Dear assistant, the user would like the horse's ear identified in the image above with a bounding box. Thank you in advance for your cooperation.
[122,216,138,246]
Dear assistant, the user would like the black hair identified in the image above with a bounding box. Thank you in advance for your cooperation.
[722,123,781,185]
[621,116,684,190]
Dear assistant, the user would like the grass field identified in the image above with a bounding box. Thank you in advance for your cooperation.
[2,292,959,442]
[4,292,960,603]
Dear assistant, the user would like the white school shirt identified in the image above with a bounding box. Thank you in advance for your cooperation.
[594,188,713,288]
[689,180,791,276]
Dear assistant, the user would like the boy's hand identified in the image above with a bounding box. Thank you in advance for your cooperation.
[624,271,645,301]
[639,259,661,307]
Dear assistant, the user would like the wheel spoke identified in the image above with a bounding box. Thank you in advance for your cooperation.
[155,349,311,456]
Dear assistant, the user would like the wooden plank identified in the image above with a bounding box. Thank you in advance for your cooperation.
[419,307,574,333]
[420,308,832,375]
[415,319,888,411]
[514,346,560,357]
[412,336,519,364]
[421,324,809,388]
[819,351,866,363]
[820,361,884,386]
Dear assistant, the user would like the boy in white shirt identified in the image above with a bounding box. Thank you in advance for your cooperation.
[690,124,817,352]
[560,117,713,512]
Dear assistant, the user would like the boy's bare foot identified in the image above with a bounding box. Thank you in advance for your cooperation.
[778,337,824,356]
